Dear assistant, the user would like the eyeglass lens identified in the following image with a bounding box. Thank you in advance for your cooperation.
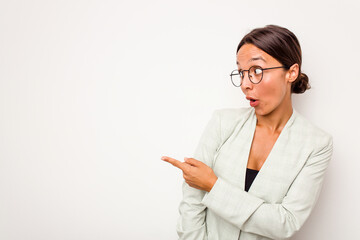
[231,66,263,87]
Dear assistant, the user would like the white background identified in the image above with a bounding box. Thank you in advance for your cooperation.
[0,0,359,239]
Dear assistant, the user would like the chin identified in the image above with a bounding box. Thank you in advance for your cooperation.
[254,105,276,117]
[254,108,269,116]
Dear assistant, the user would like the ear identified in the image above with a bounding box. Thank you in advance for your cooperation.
[286,63,299,83]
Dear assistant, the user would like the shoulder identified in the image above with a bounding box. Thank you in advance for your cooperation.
[292,110,333,151]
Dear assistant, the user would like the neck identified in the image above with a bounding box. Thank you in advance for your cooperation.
[255,97,293,134]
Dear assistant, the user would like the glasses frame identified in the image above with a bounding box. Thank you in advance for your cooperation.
[230,65,288,87]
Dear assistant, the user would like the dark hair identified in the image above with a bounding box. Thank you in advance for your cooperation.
[236,25,310,94]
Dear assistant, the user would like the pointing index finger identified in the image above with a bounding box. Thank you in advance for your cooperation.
[161,156,187,171]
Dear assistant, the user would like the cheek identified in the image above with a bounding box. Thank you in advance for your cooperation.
[260,77,287,102]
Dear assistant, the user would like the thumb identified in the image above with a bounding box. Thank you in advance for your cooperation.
[184,157,201,166]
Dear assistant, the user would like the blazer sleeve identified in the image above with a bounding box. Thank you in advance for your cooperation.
[176,110,222,240]
[201,135,333,239]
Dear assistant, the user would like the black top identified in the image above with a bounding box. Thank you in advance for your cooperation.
[245,168,259,192]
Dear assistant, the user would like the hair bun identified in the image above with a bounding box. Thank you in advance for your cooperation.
[292,72,310,94]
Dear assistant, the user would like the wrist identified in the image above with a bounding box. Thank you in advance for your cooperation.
[207,176,218,192]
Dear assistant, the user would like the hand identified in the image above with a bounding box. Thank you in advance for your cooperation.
[161,156,218,192]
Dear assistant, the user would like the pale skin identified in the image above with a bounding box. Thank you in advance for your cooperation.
[161,43,300,192]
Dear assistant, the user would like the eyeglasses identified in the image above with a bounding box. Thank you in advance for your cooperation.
[230,66,287,87]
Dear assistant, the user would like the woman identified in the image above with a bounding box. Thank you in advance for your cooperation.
[161,25,333,240]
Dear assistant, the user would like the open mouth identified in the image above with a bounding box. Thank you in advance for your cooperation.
[246,97,258,102]
[246,96,259,107]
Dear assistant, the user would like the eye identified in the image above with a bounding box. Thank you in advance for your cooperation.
[254,67,263,75]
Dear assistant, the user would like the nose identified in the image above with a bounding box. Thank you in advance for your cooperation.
[241,71,253,90]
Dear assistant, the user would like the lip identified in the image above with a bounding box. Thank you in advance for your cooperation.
[246,96,259,107]
[246,96,258,101]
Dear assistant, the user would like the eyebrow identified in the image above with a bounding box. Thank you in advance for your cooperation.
[236,56,266,66]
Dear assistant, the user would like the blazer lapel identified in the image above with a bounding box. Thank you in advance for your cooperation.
[213,108,300,201]
[213,108,257,189]
[248,110,298,201]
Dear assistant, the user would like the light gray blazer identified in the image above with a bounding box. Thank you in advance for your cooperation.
[176,107,333,240]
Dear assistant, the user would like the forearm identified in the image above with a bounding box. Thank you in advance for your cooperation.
[202,162,329,239]
[177,181,208,240]
[201,177,302,239]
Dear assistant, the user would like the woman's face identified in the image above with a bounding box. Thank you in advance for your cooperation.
[237,44,293,116]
